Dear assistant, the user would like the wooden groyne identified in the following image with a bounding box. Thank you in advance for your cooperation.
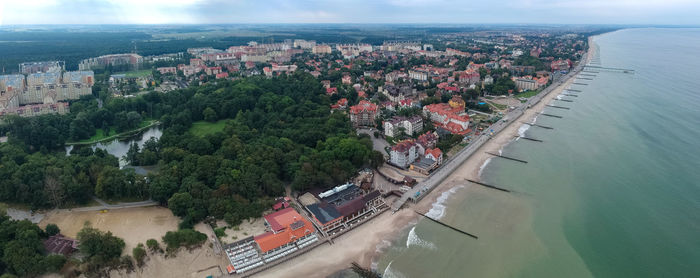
[566,89,582,92]
[572,82,588,86]
[485,152,528,163]
[540,113,563,118]
[546,105,570,110]
[576,77,593,80]
[415,211,478,239]
[561,94,578,97]
[579,73,597,77]
[520,122,554,129]
[582,70,599,73]
[514,136,543,142]
[557,99,574,102]
[584,65,635,74]
[465,179,511,193]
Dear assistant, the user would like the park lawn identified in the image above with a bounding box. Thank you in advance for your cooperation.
[76,119,156,143]
[489,102,508,110]
[189,120,228,137]
[515,90,540,98]
[81,128,118,143]
[123,69,153,78]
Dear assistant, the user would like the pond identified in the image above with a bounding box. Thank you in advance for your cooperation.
[65,126,163,168]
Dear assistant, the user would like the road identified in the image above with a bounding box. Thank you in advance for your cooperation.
[357,128,390,156]
[62,196,160,212]
[392,53,588,211]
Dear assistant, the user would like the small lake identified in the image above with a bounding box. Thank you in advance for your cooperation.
[65,126,163,168]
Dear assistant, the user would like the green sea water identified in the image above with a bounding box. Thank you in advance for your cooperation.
[374,28,700,278]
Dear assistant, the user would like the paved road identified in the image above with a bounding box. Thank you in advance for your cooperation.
[357,128,390,156]
[392,54,588,211]
[64,196,160,212]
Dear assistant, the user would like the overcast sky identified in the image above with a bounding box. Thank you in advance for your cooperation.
[1,0,699,25]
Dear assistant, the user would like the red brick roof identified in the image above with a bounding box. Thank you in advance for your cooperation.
[349,100,378,114]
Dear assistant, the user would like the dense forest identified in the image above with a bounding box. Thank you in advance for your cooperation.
[0,213,66,277]
[0,72,382,228]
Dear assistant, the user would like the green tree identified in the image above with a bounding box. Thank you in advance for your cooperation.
[202,107,217,122]
[77,224,125,262]
[132,243,147,267]
[167,192,193,217]
[45,223,60,236]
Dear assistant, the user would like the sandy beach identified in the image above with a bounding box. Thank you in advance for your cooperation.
[254,41,595,278]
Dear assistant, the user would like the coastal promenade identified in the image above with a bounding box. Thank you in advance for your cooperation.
[392,53,588,211]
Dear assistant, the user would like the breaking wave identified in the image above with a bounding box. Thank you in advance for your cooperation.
[425,185,462,220]
[478,157,493,178]
[383,261,407,278]
[406,226,436,250]
[517,124,531,139]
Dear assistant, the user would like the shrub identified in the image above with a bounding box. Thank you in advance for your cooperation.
[45,224,60,236]
[162,229,207,251]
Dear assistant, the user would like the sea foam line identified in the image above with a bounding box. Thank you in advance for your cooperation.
[425,185,463,220]
[478,157,493,178]
[406,226,437,250]
[383,261,407,278]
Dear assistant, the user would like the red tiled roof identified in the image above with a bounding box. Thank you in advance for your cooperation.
[264,207,302,233]
[349,100,378,114]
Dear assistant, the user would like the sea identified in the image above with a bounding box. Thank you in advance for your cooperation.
[373,28,700,278]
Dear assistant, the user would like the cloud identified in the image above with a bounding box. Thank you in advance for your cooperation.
[1,0,699,25]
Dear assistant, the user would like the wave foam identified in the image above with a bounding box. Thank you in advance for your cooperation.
[383,261,407,278]
[406,226,437,250]
[478,157,493,178]
[425,186,463,220]
[517,124,531,138]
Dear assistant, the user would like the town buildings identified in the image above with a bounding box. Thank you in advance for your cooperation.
[349,100,379,127]
[19,61,64,74]
[224,207,318,274]
[78,53,143,70]
[513,76,548,91]
[423,103,471,135]
[1,71,94,117]
[390,140,419,168]
[383,115,423,137]
[312,45,332,54]
[305,183,384,234]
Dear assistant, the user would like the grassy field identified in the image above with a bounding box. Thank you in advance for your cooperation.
[515,90,541,98]
[75,119,156,144]
[189,120,228,137]
[122,69,153,78]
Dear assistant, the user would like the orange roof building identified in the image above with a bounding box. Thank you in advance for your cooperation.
[254,208,315,253]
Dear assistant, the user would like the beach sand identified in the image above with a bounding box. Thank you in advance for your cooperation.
[255,41,596,278]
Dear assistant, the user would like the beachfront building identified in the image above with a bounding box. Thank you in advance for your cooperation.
[305,183,385,234]
[422,103,471,135]
[383,115,423,137]
[390,140,420,168]
[513,76,548,92]
[349,100,379,127]
[223,207,319,275]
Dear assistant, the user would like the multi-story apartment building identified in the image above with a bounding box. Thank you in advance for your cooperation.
[383,116,423,137]
[0,70,93,117]
[312,45,332,54]
[390,140,419,168]
[79,54,143,70]
[349,100,379,127]
[19,61,64,74]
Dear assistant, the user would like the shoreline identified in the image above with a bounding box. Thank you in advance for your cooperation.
[254,37,597,278]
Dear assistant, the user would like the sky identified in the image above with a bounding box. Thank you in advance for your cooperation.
[1,0,700,25]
